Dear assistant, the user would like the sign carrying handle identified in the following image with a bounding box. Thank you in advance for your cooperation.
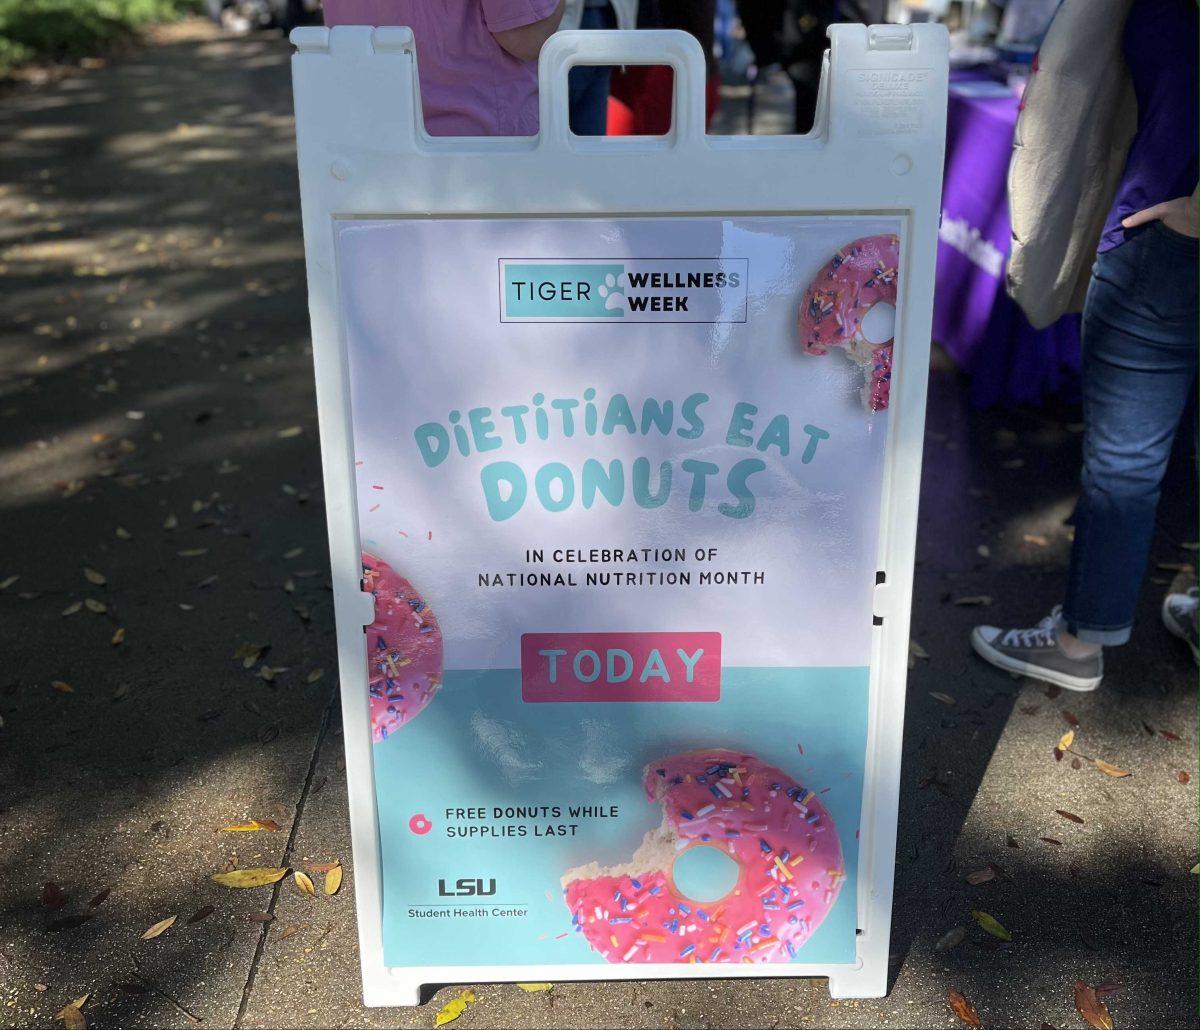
[537,30,708,147]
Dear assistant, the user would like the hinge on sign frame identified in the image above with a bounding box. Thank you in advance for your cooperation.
[867,25,915,51]
[873,570,889,626]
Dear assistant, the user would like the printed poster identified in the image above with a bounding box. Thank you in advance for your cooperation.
[335,216,902,968]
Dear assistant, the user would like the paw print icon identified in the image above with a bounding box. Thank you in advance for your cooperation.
[597,272,628,313]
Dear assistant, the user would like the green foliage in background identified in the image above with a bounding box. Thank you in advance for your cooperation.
[0,0,200,76]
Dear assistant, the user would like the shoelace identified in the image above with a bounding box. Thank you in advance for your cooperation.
[1001,613,1057,648]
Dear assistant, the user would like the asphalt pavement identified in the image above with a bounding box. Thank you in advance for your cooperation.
[0,22,1196,1030]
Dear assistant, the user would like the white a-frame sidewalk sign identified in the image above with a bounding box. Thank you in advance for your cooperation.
[290,24,947,1007]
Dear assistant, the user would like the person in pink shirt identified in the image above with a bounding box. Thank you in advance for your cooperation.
[323,0,564,136]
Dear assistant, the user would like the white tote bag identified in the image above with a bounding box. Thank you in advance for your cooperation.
[1006,0,1136,329]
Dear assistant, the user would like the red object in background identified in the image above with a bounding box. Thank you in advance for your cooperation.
[607,66,720,135]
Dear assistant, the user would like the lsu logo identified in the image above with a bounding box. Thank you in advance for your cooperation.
[438,877,497,897]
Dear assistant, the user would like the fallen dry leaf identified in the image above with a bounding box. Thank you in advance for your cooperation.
[42,882,68,910]
[1058,730,1075,752]
[234,643,268,669]
[88,888,110,909]
[1093,759,1130,778]
[948,988,981,1028]
[1075,980,1114,1030]
[1178,771,1190,785]
[908,639,929,670]
[306,668,325,684]
[140,915,176,940]
[953,595,993,606]
[0,574,19,590]
[294,871,317,897]
[84,598,106,614]
[324,864,343,896]
[188,905,215,924]
[55,994,89,1030]
[61,601,82,616]
[51,681,74,694]
[435,989,476,1027]
[1062,710,1080,727]
[1056,809,1085,824]
[279,924,304,939]
[221,819,280,833]
[1040,837,1063,847]
[83,567,106,586]
[307,861,340,874]
[110,628,125,646]
[965,866,998,886]
[277,426,303,439]
[929,691,956,706]
[1023,533,1049,547]
[934,926,966,952]
[971,909,1011,941]
[516,982,552,993]
[211,867,288,889]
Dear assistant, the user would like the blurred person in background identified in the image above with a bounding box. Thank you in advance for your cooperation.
[607,0,720,135]
[561,0,639,135]
[734,0,883,133]
[972,0,1198,691]
[323,0,565,135]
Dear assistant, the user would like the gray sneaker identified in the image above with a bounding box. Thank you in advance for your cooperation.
[1162,587,1199,665]
[970,606,1103,692]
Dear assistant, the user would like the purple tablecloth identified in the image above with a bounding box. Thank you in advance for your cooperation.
[933,73,1082,408]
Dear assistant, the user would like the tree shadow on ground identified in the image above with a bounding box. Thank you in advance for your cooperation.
[0,23,1196,1030]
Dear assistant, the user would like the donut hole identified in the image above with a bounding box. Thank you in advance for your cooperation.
[670,844,741,903]
[860,301,896,345]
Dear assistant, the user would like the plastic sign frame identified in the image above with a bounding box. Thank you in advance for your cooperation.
[289,24,948,1007]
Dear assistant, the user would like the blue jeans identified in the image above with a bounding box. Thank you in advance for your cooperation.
[1063,222,1199,645]
[567,5,617,136]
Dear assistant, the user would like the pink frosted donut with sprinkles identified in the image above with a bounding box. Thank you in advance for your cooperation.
[799,233,899,411]
[561,748,844,964]
[362,551,442,743]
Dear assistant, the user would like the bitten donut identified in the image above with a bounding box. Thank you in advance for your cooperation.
[562,748,844,964]
[799,234,899,411]
[362,551,442,743]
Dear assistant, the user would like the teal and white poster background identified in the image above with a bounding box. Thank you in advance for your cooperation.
[375,669,867,967]
[335,215,901,969]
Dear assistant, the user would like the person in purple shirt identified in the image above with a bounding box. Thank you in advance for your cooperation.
[973,0,1199,691]
[324,0,564,136]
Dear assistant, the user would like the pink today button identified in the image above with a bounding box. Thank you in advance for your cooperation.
[520,632,721,703]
